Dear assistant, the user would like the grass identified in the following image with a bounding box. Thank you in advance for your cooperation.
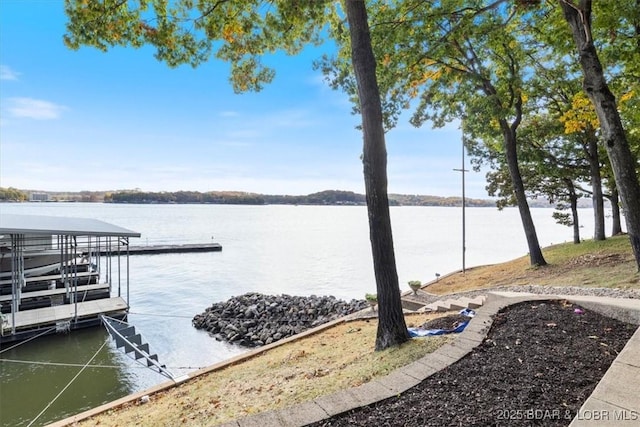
[84,312,449,426]
[77,235,638,426]
[427,234,639,294]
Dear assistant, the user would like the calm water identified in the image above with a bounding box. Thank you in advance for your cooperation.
[0,203,609,426]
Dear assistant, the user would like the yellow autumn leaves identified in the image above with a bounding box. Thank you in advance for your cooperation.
[560,90,635,134]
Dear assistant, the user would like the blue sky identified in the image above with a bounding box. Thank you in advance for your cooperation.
[0,1,488,198]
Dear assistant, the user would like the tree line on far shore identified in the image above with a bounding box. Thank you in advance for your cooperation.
[0,187,28,202]
[0,187,499,207]
[105,189,498,207]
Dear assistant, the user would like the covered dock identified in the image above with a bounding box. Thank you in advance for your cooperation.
[0,214,140,343]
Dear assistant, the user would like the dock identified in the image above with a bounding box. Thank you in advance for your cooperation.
[0,283,109,303]
[95,243,222,255]
[1,213,140,343]
[1,297,128,342]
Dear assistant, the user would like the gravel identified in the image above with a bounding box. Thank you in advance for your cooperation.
[416,285,640,306]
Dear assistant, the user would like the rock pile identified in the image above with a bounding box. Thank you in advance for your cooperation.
[192,292,368,347]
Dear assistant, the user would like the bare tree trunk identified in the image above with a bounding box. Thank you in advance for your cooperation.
[500,119,547,266]
[565,179,581,244]
[586,130,605,240]
[560,0,640,270]
[607,187,623,235]
[345,0,409,351]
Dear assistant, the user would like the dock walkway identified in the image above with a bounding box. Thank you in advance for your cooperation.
[0,271,99,287]
[1,297,128,340]
[0,283,109,303]
[95,243,222,256]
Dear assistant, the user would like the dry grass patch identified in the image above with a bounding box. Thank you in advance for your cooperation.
[427,235,639,294]
[83,312,450,426]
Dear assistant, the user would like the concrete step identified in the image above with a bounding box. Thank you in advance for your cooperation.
[447,298,469,311]
[401,298,425,312]
[415,295,487,313]
[466,295,486,309]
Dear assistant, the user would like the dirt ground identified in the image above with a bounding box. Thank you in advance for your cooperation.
[311,300,637,427]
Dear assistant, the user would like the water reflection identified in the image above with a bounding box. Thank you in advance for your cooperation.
[0,328,133,427]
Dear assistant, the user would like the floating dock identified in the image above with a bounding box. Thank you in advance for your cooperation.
[2,298,129,343]
[95,243,222,256]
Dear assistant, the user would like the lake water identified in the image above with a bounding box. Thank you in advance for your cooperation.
[0,202,610,426]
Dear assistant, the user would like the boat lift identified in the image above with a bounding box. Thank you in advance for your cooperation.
[0,214,141,342]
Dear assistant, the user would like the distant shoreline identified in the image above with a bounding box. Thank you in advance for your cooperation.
[4,188,594,208]
[4,188,501,207]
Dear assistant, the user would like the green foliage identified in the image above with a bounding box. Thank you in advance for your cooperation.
[64,0,333,93]
[106,189,366,205]
[320,1,538,132]
[63,0,639,268]
[107,190,266,204]
[543,0,639,165]
[0,187,28,202]
[552,209,573,227]
[318,0,638,213]
[104,189,496,206]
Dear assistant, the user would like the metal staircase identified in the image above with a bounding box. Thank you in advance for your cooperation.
[101,315,188,383]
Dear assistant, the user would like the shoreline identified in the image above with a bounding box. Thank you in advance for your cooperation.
[48,282,640,427]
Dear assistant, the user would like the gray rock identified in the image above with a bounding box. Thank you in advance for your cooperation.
[192,292,368,347]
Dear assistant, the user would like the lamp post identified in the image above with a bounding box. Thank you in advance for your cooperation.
[453,140,468,273]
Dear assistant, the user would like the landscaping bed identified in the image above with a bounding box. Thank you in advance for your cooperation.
[312,299,637,426]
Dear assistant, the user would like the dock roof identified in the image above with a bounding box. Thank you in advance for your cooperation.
[0,214,141,237]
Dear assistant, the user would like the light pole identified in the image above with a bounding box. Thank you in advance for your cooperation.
[453,140,468,273]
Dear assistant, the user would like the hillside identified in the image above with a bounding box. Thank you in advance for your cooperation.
[0,188,498,207]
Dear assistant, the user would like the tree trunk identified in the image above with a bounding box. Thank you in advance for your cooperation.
[608,187,623,235]
[345,0,409,351]
[586,129,605,240]
[566,179,581,244]
[560,0,640,270]
[500,119,547,266]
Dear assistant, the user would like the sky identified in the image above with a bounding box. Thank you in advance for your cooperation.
[0,1,489,198]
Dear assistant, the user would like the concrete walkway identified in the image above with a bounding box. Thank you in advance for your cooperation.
[218,292,640,427]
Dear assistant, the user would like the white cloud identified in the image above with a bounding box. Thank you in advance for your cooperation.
[6,97,66,119]
[0,65,19,80]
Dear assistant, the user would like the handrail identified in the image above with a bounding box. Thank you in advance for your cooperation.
[100,315,186,382]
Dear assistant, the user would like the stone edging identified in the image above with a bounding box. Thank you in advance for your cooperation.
[217,293,640,427]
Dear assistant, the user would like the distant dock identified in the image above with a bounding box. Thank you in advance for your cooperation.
[95,243,222,256]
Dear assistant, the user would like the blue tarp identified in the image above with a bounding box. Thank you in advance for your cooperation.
[408,308,475,337]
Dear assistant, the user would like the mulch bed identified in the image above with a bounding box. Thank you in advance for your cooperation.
[419,313,473,331]
[311,299,637,427]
